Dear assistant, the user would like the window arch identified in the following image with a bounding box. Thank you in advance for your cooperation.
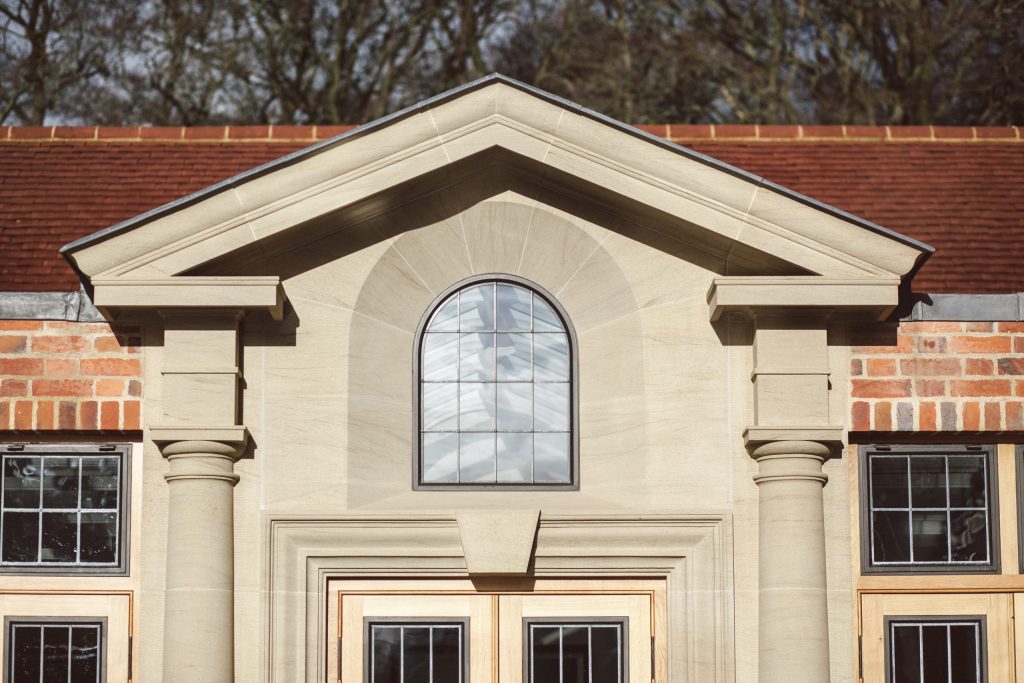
[415,275,577,488]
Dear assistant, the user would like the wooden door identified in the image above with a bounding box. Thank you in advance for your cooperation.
[331,579,662,683]
[499,593,651,683]
[860,593,1014,683]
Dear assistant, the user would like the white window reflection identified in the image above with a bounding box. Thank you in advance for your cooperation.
[419,280,573,486]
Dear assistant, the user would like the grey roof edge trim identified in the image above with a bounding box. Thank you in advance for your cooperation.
[0,288,104,322]
[59,72,933,265]
[903,293,1024,321]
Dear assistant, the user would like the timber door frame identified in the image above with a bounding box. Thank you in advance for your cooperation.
[328,578,667,683]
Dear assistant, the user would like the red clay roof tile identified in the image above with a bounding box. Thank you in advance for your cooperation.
[0,126,1021,294]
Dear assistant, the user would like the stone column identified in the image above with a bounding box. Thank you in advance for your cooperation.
[747,313,841,683]
[748,437,832,683]
[153,310,246,683]
[160,438,243,683]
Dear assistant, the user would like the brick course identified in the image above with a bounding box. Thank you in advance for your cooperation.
[851,321,1024,431]
[0,320,142,431]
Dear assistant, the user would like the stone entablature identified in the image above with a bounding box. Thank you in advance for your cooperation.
[851,321,1024,431]
[0,319,142,430]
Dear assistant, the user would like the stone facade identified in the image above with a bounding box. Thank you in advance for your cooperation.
[1,78,1022,683]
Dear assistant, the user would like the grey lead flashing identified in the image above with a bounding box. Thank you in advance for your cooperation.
[0,288,103,322]
[59,73,933,266]
[903,293,1024,321]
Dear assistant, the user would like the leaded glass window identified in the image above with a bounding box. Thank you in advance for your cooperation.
[527,621,625,683]
[6,621,103,683]
[1,446,128,573]
[417,278,575,487]
[888,619,983,683]
[366,621,465,683]
[864,446,996,572]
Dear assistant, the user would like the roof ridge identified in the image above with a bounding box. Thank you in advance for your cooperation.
[1,123,1019,143]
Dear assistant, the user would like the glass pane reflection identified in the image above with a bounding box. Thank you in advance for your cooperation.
[888,620,981,683]
[9,623,101,683]
[528,622,624,683]
[420,280,572,485]
[369,623,464,683]
[868,450,991,567]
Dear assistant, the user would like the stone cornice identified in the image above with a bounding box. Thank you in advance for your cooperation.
[92,277,284,319]
[707,276,900,321]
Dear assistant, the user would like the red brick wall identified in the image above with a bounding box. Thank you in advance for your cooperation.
[0,320,142,431]
[851,321,1024,431]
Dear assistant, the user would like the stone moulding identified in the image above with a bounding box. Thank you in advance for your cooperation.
[263,511,734,683]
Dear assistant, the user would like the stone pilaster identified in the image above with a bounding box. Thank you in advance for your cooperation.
[152,309,246,683]
[747,312,842,683]
[747,436,834,683]
[158,437,244,683]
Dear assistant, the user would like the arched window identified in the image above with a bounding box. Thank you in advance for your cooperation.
[415,276,576,488]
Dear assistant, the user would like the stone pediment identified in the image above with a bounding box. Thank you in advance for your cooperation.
[60,74,931,319]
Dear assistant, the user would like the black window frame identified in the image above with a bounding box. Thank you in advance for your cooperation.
[522,617,629,683]
[361,616,469,683]
[412,274,580,491]
[883,615,986,683]
[0,444,131,576]
[3,615,108,683]
[859,444,1000,574]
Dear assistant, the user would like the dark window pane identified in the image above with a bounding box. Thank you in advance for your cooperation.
[912,511,949,561]
[2,511,39,562]
[402,627,430,683]
[531,626,561,683]
[947,456,986,508]
[42,625,70,681]
[10,625,41,683]
[371,626,401,683]
[870,456,908,508]
[3,457,41,508]
[41,512,77,562]
[921,625,949,682]
[70,626,100,683]
[590,626,622,683]
[42,457,79,508]
[949,625,980,683]
[950,510,988,562]
[872,511,911,563]
[890,625,920,683]
[80,512,117,563]
[910,456,946,508]
[80,458,119,509]
[562,626,589,683]
[432,626,462,683]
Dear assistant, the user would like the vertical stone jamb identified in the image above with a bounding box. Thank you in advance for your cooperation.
[151,310,246,683]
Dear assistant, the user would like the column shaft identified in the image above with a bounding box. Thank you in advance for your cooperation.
[751,440,831,683]
[161,440,240,683]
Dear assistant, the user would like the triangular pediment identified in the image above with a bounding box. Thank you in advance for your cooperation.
[61,75,930,318]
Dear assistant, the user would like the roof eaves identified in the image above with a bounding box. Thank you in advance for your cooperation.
[60,73,934,268]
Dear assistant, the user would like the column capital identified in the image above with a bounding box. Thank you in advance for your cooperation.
[743,425,844,449]
[150,425,249,446]
[152,427,249,486]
